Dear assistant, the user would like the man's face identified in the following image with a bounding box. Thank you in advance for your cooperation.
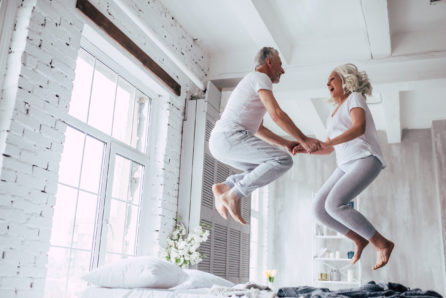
[269,54,285,83]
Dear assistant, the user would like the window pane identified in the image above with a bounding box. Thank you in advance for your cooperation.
[131,91,150,152]
[66,249,90,298]
[44,247,70,298]
[79,136,104,193]
[69,49,95,122]
[50,185,77,247]
[111,155,131,200]
[58,127,84,187]
[111,156,144,205]
[88,61,116,134]
[104,253,126,265]
[72,191,98,250]
[112,78,134,144]
[106,199,138,255]
[129,162,144,205]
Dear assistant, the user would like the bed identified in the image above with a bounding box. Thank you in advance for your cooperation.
[80,256,274,298]
[80,287,223,298]
[80,257,443,298]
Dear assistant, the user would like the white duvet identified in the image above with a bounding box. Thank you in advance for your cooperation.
[81,284,276,298]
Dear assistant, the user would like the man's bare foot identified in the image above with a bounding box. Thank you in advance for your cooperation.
[351,238,369,264]
[220,191,247,225]
[373,241,394,270]
[212,183,229,219]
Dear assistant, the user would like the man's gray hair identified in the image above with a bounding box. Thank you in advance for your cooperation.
[255,47,279,68]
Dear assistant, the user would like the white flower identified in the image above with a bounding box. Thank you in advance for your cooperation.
[163,219,210,268]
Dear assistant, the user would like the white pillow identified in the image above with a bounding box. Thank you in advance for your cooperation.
[83,256,186,289]
[170,269,234,290]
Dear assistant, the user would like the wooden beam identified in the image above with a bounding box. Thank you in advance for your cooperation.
[76,0,181,96]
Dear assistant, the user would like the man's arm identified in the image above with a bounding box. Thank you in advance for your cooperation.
[255,122,299,154]
[258,89,320,152]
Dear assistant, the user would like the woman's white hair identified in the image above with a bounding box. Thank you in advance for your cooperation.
[334,63,372,99]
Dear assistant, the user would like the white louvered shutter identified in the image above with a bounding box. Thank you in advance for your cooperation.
[193,81,250,284]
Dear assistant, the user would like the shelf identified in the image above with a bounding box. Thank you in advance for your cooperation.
[313,257,352,262]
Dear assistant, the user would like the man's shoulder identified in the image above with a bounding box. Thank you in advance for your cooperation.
[245,71,269,80]
[241,71,272,86]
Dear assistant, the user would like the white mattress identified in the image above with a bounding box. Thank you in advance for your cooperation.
[80,287,220,298]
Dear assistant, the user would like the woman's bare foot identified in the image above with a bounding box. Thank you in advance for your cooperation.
[351,238,369,264]
[373,241,394,270]
[212,183,229,219]
[219,190,247,225]
[345,230,369,264]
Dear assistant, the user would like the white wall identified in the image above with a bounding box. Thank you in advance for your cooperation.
[0,0,206,297]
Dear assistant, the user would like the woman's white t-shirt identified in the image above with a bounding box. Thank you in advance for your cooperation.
[326,92,386,169]
[214,72,273,133]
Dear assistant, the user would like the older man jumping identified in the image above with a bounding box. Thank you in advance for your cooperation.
[209,47,321,224]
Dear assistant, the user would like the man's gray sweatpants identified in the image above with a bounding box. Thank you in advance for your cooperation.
[209,129,293,199]
[313,155,382,240]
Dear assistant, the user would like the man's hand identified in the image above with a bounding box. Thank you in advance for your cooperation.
[284,140,300,155]
[292,144,307,155]
[300,137,322,153]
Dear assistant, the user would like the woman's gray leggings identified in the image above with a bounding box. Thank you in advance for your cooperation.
[313,155,382,240]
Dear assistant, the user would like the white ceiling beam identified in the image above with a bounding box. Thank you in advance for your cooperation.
[302,98,327,141]
[381,89,401,143]
[359,0,391,59]
[229,0,292,64]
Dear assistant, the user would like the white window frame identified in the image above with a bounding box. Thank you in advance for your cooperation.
[55,32,163,268]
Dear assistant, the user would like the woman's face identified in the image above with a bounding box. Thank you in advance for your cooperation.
[326,71,344,101]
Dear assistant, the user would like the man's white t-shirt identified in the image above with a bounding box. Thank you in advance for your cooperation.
[326,92,386,169]
[214,72,272,133]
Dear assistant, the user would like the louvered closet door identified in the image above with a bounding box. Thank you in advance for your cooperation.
[197,82,251,284]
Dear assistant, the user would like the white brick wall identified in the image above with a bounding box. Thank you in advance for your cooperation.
[0,0,205,297]
[0,0,82,297]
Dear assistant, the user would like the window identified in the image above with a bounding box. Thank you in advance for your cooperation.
[44,47,155,298]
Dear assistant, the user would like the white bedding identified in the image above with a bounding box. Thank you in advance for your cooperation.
[81,287,215,298]
[81,285,275,298]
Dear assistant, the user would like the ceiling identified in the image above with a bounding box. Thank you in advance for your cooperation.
[159,0,446,142]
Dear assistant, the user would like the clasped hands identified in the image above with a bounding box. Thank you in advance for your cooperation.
[285,137,330,155]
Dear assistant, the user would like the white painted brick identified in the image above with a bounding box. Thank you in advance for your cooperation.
[40,124,64,142]
[35,0,63,23]
[20,151,41,168]
[1,158,33,176]
[35,61,71,87]
[0,235,24,250]
[22,128,52,149]
[42,179,58,194]
[3,144,21,160]
[1,168,17,183]
[17,106,56,129]
[61,14,83,33]
[16,172,47,192]
[23,42,52,67]
[0,208,27,225]
[54,119,67,132]
[6,223,40,240]
[20,64,49,87]
[0,289,15,298]
[17,75,36,93]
